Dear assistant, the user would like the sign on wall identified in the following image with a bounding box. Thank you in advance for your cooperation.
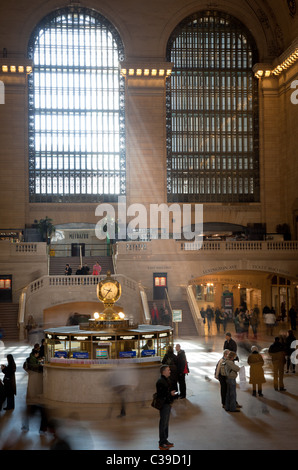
[172,309,182,322]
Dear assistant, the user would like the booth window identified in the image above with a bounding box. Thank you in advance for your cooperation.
[166,11,259,203]
[28,7,126,203]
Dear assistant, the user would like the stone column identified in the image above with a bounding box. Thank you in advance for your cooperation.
[121,62,173,214]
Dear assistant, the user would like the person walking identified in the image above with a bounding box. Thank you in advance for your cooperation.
[224,351,240,412]
[155,365,176,450]
[215,307,222,333]
[250,307,259,339]
[264,310,276,336]
[247,346,266,397]
[175,343,188,399]
[268,337,286,391]
[206,305,213,332]
[289,306,297,331]
[221,309,228,333]
[1,354,16,410]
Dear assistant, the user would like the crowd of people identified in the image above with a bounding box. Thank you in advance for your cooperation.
[214,329,296,411]
[64,261,102,276]
[200,303,297,340]
[155,323,297,450]
[156,343,189,449]
[0,339,45,412]
[1,300,297,450]
[151,301,172,326]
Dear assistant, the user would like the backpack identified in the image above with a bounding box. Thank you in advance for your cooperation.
[23,357,30,372]
[220,360,226,376]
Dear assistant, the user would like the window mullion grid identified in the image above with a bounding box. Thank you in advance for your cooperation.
[29,7,125,202]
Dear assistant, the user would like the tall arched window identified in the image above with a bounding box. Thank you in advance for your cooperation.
[166,11,259,203]
[28,7,125,203]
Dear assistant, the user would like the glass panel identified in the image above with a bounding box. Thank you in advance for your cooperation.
[166,10,259,203]
[28,7,126,202]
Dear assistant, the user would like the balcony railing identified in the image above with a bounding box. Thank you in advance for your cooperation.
[182,240,298,251]
[118,239,298,254]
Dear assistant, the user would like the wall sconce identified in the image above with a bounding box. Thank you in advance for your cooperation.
[254,42,298,79]
[1,61,33,75]
[120,62,173,79]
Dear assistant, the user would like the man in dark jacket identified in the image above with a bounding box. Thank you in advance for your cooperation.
[156,365,176,450]
[269,337,286,391]
[223,332,237,352]
[175,344,188,399]
[223,333,239,361]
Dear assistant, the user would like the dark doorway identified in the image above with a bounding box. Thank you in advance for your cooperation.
[153,273,167,300]
[71,243,85,257]
[0,275,12,302]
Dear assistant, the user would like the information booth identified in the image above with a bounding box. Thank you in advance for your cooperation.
[42,272,173,404]
[43,323,173,404]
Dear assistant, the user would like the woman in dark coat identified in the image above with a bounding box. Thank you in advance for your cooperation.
[162,346,178,391]
[247,346,266,397]
[1,354,16,410]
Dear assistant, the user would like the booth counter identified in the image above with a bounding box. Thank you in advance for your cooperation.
[42,324,173,404]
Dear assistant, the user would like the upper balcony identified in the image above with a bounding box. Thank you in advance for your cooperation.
[116,238,298,257]
[114,239,298,285]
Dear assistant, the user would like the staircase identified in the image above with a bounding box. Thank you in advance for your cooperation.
[148,299,198,337]
[0,303,19,340]
[49,256,114,276]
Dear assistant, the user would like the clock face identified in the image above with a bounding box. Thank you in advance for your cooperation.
[98,281,120,302]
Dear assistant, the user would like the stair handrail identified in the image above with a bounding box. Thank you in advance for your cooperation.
[165,288,174,319]
[186,284,204,335]
[17,288,27,340]
[139,285,151,324]
[17,273,146,338]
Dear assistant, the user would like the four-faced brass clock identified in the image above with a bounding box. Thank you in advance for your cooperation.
[97,271,121,306]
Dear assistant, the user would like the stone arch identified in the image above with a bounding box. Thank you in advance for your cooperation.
[16,2,130,59]
[189,267,297,315]
[159,0,284,62]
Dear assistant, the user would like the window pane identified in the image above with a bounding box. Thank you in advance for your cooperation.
[28,7,125,202]
[166,11,259,203]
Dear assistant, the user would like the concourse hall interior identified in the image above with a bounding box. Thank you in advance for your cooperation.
[0,0,298,456]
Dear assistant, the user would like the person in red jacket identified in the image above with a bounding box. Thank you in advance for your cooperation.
[151,303,160,324]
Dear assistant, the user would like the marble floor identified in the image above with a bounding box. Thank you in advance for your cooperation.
[0,319,297,454]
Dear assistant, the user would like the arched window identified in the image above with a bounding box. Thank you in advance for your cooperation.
[166,11,259,203]
[28,7,125,203]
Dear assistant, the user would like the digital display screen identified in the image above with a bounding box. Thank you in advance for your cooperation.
[96,348,108,359]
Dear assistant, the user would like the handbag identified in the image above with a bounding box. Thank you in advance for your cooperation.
[151,392,164,410]
[238,365,247,390]
[183,362,189,374]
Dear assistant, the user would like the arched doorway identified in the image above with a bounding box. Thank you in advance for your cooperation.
[190,270,297,320]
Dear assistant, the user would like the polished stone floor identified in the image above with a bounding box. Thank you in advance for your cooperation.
[0,319,297,453]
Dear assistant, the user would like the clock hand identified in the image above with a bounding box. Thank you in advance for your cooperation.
[103,288,112,299]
